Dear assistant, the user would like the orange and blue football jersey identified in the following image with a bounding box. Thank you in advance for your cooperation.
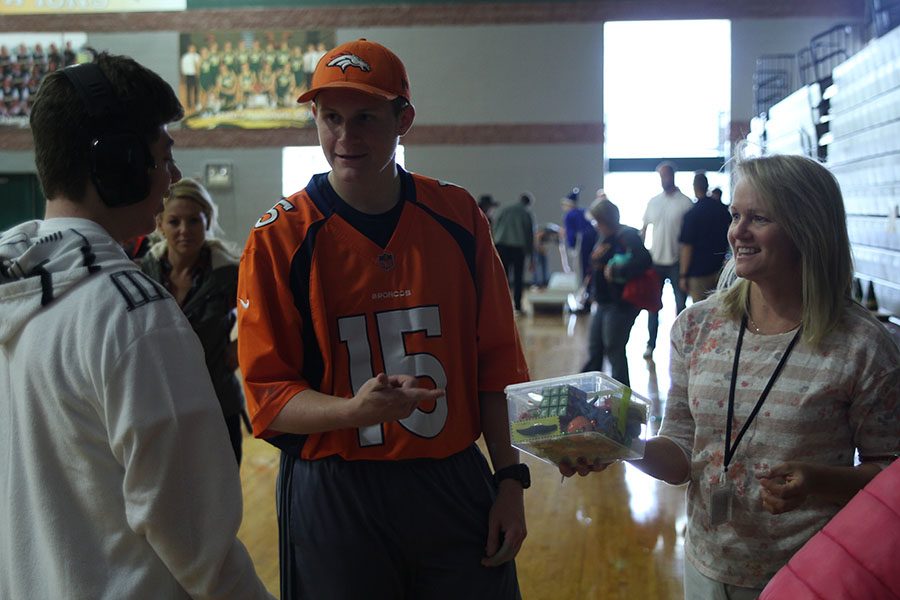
[237,168,529,461]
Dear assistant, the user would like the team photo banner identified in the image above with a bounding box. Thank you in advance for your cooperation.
[179,29,334,130]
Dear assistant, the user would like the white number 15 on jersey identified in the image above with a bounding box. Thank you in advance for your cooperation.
[338,306,448,447]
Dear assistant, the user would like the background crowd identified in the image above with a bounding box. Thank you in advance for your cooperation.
[484,161,733,389]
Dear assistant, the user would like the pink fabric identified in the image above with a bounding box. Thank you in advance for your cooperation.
[760,460,900,600]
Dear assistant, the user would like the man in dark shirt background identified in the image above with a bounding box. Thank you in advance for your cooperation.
[678,172,731,302]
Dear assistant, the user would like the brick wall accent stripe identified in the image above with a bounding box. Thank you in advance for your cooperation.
[403,123,604,145]
[0,130,32,151]
[730,119,753,143]
[0,122,604,150]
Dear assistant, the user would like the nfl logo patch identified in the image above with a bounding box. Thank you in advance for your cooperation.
[377,252,394,271]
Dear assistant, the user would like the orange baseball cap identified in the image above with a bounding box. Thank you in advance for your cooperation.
[297,39,411,104]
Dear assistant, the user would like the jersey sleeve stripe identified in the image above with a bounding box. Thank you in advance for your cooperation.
[289,218,327,392]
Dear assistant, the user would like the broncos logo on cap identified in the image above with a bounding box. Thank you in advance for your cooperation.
[327,53,371,73]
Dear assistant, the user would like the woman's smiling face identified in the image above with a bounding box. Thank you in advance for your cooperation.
[157,197,208,258]
[728,178,801,284]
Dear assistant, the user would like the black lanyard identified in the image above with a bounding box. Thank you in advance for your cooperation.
[724,315,802,472]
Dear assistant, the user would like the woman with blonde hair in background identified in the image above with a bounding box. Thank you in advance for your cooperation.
[142,177,247,463]
[563,153,899,598]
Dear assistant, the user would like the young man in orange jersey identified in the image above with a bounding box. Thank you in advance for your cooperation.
[237,39,531,599]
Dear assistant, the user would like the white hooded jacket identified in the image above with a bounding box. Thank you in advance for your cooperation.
[0,218,272,599]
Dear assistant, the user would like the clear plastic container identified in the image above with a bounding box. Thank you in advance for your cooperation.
[505,371,650,467]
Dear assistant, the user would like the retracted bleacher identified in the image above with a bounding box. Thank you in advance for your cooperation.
[752,17,900,321]
[827,25,900,318]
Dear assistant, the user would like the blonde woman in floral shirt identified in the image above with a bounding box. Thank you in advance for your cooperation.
[562,153,899,598]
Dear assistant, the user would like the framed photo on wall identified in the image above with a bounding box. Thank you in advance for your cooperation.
[179,29,335,130]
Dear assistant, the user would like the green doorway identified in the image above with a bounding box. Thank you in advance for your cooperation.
[0,174,44,231]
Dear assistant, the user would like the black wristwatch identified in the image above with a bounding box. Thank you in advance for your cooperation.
[494,463,531,489]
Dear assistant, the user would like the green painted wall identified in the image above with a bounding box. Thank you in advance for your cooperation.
[0,174,44,231]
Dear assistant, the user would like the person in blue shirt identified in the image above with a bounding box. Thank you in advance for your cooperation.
[560,187,598,302]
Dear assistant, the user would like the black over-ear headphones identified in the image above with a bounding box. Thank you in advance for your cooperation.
[63,63,155,207]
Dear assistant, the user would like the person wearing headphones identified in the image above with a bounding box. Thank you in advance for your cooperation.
[142,177,248,464]
[0,52,272,599]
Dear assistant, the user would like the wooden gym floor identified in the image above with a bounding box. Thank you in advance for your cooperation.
[236,290,687,599]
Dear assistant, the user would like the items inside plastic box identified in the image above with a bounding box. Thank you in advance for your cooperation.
[506,372,649,467]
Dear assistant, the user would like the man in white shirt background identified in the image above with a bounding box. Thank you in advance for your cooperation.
[640,161,694,360]
[180,43,201,112]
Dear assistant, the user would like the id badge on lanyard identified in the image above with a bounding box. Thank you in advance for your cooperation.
[709,477,735,527]
[709,315,801,528]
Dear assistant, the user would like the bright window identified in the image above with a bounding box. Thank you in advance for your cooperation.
[602,20,732,228]
[282,146,405,198]
[604,20,731,159]
[602,171,731,231]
